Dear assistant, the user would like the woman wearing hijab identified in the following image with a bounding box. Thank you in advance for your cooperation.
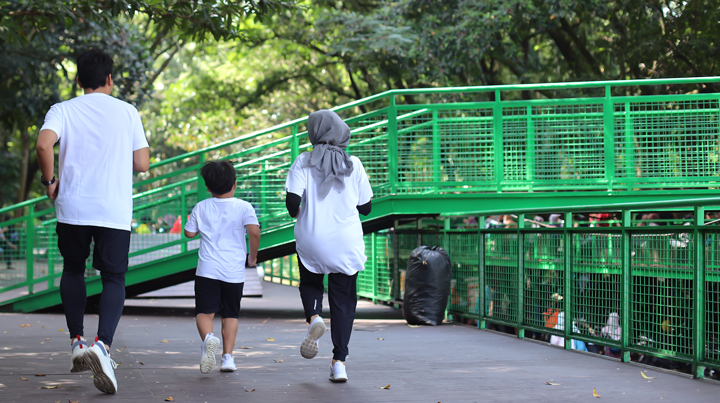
[285,110,373,383]
[549,312,588,351]
[601,312,622,357]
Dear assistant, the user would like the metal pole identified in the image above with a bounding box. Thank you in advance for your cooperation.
[603,85,615,191]
[493,90,503,193]
[621,209,631,362]
[517,213,525,339]
[694,206,706,378]
[563,211,572,349]
[26,205,35,294]
[388,95,398,194]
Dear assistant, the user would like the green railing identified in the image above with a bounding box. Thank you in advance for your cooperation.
[3,77,720,310]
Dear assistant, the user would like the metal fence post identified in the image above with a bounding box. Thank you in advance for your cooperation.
[525,106,535,192]
[493,90,503,192]
[563,212,572,349]
[621,209,632,362]
[603,85,615,191]
[388,95,398,193]
[478,216,486,329]
[26,205,35,294]
[181,183,188,253]
[624,102,634,191]
[197,152,210,202]
[290,124,299,163]
[517,213,525,339]
[694,205,706,378]
[260,160,269,219]
[432,109,441,185]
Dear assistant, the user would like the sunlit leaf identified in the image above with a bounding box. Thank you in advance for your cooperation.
[376,384,391,389]
[237,346,253,349]
[116,346,127,352]
[245,389,256,392]
[378,338,384,340]
[39,384,61,389]
[161,340,169,343]
[640,371,656,380]
[545,382,561,385]
[593,388,601,398]
[20,377,28,381]
[20,324,31,327]
[165,397,174,402]
[266,338,275,341]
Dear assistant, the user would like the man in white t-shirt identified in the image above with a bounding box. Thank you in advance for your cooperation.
[35,49,150,395]
[184,160,261,374]
[285,110,373,383]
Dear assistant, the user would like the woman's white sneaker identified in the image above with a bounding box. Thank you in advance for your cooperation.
[200,333,220,374]
[301,316,326,359]
[85,338,118,394]
[329,362,348,382]
[220,354,237,372]
[70,335,90,373]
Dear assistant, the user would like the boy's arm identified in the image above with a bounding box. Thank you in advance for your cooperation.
[184,229,198,238]
[245,224,261,267]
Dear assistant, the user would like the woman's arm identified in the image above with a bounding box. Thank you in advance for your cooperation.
[286,192,301,218]
[356,200,371,216]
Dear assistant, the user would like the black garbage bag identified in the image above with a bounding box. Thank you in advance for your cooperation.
[403,245,451,326]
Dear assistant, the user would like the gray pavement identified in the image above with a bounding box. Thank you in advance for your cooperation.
[0,282,718,403]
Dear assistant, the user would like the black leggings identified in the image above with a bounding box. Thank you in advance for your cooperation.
[57,223,130,347]
[298,258,358,362]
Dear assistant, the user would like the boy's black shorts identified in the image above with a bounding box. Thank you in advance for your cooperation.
[194,275,244,319]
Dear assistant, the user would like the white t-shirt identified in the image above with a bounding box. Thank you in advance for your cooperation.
[40,93,149,231]
[185,198,259,283]
[285,153,373,275]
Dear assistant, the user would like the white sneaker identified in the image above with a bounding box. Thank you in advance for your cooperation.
[329,362,348,382]
[70,335,90,373]
[220,354,237,372]
[85,338,118,394]
[301,316,326,359]
[200,333,220,374]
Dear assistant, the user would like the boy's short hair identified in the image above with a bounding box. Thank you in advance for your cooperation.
[201,161,237,195]
[76,49,113,90]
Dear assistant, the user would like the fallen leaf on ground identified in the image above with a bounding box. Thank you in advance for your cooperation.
[20,324,31,327]
[116,363,121,366]
[260,318,269,323]
[20,377,28,381]
[593,388,601,398]
[266,338,275,341]
[164,397,174,402]
[138,362,145,365]
[88,376,93,379]
[245,389,256,392]
[160,340,169,343]
[237,346,253,349]
[70,400,79,403]
[376,384,391,389]
[378,338,384,340]
[274,359,284,363]
[36,374,46,377]
[58,329,63,332]
[640,371,656,380]
[44,338,51,341]
[3,331,7,334]
[39,384,61,389]
[546,382,561,385]
[116,346,127,352]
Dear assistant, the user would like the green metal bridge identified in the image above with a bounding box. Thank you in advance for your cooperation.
[3,77,720,377]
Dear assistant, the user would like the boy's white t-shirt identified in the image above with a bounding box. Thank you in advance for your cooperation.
[285,152,373,275]
[40,93,149,231]
[185,198,259,283]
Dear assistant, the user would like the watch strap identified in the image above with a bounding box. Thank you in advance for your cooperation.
[41,175,56,186]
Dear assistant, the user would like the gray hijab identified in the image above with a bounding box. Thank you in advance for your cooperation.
[305,110,354,199]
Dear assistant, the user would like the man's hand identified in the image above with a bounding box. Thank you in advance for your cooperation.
[47,179,59,200]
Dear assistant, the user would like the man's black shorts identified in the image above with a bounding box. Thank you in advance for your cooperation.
[194,275,244,319]
[56,222,131,274]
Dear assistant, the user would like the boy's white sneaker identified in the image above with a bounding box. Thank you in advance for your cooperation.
[85,338,118,394]
[301,316,326,359]
[200,333,220,374]
[70,335,90,373]
[220,354,237,372]
[329,362,348,382]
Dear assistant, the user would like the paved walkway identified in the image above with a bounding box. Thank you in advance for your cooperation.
[0,282,718,403]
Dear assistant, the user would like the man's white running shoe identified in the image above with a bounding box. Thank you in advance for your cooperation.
[329,362,348,382]
[85,338,118,394]
[301,316,326,359]
[200,333,220,374]
[70,335,90,373]
[220,354,237,372]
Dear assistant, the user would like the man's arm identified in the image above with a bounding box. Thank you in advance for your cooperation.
[133,147,150,173]
[36,129,59,199]
[245,224,261,267]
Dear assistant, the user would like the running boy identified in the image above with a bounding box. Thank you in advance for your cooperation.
[184,161,261,373]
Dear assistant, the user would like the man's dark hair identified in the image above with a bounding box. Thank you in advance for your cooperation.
[76,49,113,90]
[201,161,237,195]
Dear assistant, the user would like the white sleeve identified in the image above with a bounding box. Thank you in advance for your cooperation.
[243,202,259,226]
[285,156,307,197]
[356,159,373,205]
[185,206,199,233]
[40,104,63,142]
[131,108,149,151]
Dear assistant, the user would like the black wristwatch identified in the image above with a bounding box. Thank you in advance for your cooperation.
[40,175,56,186]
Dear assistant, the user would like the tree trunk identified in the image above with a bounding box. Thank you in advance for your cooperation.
[15,126,30,218]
